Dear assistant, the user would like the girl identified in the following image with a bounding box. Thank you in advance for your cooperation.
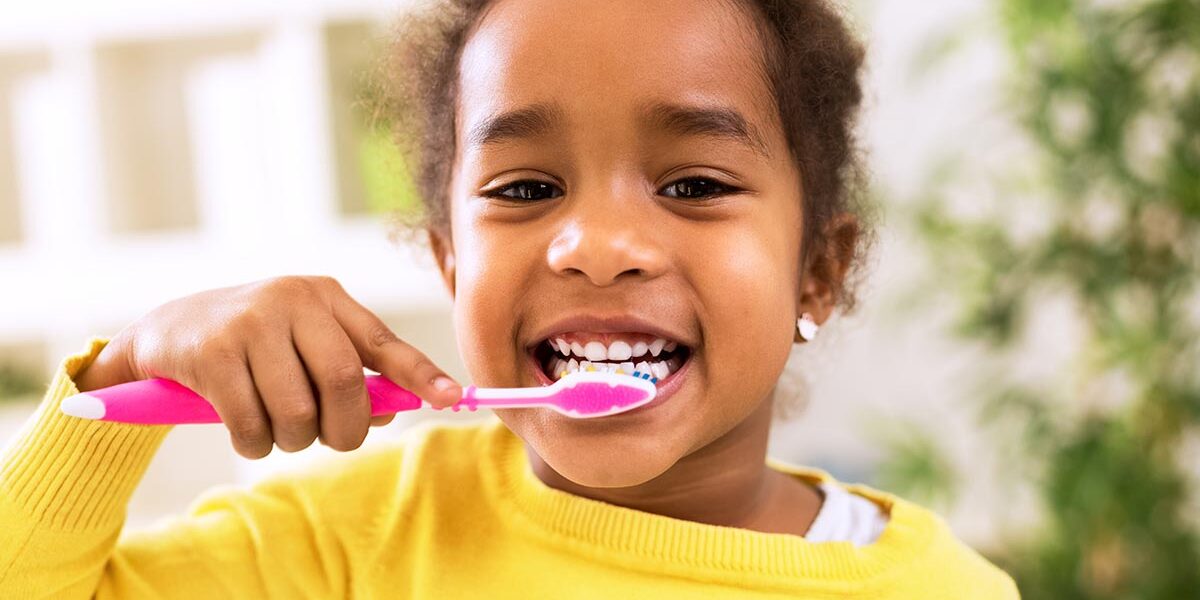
[0,0,1018,597]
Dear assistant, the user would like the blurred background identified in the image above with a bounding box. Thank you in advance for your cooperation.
[0,0,1196,597]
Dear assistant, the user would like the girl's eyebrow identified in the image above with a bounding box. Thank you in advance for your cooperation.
[640,101,771,159]
[466,100,770,159]
[468,102,565,148]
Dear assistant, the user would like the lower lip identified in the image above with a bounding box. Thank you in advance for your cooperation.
[526,352,692,417]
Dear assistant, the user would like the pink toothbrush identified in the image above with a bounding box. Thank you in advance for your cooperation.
[59,371,658,425]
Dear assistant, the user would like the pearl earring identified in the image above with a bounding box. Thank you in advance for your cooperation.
[797,312,819,342]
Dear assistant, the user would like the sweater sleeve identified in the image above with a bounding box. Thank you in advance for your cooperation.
[0,338,372,598]
[0,337,172,597]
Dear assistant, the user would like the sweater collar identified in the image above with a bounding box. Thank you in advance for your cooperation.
[479,417,942,587]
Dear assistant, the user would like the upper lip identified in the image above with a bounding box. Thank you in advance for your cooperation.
[526,313,695,351]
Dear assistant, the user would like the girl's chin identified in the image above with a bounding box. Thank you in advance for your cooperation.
[550,456,675,488]
[520,430,683,488]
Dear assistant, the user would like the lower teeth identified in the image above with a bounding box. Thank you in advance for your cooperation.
[548,357,674,382]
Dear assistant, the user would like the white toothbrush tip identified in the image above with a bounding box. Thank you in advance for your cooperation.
[61,394,106,419]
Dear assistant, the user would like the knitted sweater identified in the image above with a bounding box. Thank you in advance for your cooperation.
[0,337,1019,598]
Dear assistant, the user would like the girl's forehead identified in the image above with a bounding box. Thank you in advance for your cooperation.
[457,0,778,140]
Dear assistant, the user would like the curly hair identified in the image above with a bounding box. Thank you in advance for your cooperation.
[376,0,875,312]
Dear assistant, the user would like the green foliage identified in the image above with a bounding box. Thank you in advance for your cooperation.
[869,419,961,510]
[358,123,420,217]
[0,363,42,404]
[892,0,1200,597]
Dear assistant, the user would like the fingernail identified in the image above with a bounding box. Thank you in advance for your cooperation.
[432,376,457,393]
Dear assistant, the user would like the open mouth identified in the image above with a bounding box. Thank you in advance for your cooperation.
[531,333,692,385]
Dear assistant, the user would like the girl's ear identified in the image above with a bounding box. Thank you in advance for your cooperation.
[428,228,457,299]
[797,212,860,326]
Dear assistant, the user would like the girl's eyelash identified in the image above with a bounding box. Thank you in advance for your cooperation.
[483,180,564,202]
[658,177,737,200]
[483,176,738,202]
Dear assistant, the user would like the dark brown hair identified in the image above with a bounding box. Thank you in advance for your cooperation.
[377,0,875,312]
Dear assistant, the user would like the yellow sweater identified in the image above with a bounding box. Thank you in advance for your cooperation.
[1,338,1019,599]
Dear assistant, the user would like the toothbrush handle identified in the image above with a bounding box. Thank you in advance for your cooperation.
[67,376,426,425]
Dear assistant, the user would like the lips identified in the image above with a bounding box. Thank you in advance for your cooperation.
[521,314,696,417]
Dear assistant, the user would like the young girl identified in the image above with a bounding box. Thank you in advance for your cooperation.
[1,0,1018,597]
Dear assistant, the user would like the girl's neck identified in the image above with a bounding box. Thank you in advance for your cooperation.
[524,398,823,536]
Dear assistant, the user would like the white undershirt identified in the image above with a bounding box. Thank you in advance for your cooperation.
[802,481,889,546]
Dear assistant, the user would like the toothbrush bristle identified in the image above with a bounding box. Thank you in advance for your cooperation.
[552,371,657,418]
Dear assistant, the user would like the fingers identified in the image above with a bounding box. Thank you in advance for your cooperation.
[247,333,320,453]
[293,312,371,452]
[370,413,395,427]
[193,347,274,459]
[331,293,462,409]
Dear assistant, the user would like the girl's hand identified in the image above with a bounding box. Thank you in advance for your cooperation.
[73,276,462,459]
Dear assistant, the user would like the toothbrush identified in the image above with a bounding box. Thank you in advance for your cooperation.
[59,370,658,425]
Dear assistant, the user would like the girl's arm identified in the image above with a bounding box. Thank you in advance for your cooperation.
[0,337,173,597]
[0,339,364,598]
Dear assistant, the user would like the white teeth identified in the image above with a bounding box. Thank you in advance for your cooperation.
[651,361,669,379]
[607,341,632,361]
[552,358,676,380]
[583,341,607,361]
[548,338,685,381]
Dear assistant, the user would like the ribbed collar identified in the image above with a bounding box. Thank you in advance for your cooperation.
[477,417,941,590]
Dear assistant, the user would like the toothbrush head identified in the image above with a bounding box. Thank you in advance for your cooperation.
[549,370,658,418]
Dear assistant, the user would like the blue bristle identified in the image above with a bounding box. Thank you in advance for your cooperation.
[651,378,658,383]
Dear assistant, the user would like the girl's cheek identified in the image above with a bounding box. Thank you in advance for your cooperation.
[450,211,541,386]
[691,221,798,400]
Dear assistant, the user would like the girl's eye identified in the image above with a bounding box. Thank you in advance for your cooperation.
[659,177,735,200]
[486,180,563,201]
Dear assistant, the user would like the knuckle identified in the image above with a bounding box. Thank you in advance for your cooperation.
[237,443,272,460]
[197,340,242,369]
[275,433,316,453]
[401,352,434,377]
[278,400,318,424]
[238,299,278,326]
[325,363,365,397]
[307,275,343,293]
[227,417,271,449]
[323,431,366,452]
[367,324,400,350]
[260,276,316,301]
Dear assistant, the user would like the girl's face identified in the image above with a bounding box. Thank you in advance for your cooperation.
[439,0,807,487]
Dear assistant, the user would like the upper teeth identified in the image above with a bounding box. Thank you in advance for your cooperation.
[549,337,674,360]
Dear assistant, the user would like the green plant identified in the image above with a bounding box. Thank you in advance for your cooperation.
[0,363,42,404]
[889,0,1200,597]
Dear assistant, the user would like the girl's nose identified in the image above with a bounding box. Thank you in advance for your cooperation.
[546,201,669,287]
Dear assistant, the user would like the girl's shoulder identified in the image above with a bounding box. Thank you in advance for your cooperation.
[766,458,1020,598]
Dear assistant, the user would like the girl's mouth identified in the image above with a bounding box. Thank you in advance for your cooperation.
[531,333,692,386]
